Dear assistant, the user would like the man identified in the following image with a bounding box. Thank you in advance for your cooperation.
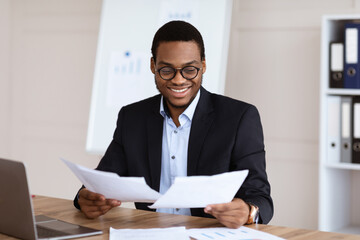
[74,20,273,228]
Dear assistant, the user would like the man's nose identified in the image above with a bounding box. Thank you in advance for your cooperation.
[171,69,187,84]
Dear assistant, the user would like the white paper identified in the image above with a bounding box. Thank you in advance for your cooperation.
[342,102,351,138]
[187,226,285,240]
[149,170,249,208]
[330,43,344,71]
[354,103,360,138]
[109,226,284,240]
[62,158,248,208]
[61,158,161,202]
[346,28,358,64]
[109,227,189,240]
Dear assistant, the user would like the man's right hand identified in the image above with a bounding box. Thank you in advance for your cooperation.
[78,188,121,219]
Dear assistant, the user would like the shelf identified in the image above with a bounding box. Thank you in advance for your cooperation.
[319,14,360,234]
[326,88,360,96]
[325,162,360,170]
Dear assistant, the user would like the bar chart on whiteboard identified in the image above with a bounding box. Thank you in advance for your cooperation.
[106,51,153,109]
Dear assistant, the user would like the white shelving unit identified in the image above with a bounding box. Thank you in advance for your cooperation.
[319,15,360,234]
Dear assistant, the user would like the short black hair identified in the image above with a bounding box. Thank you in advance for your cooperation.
[151,20,205,62]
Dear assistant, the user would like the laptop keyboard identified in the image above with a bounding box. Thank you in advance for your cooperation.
[36,225,68,238]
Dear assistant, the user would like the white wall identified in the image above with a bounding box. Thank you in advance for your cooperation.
[1,0,103,199]
[0,0,11,159]
[1,0,360,231]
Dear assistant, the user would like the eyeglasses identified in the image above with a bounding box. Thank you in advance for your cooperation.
[156,66,202,80]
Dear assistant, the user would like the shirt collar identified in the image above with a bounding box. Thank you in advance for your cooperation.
[160,90,201,122]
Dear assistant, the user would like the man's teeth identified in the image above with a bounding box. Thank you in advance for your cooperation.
[171,88,188,93]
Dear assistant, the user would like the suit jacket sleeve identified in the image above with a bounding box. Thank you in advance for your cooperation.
[232,105,273,224]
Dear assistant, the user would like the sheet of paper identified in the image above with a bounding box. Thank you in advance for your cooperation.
[187,226,285,240]
[109,227,189,240]
[61,158,161,202]
[149,170,248,209]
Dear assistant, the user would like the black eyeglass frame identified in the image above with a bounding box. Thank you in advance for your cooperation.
[155,66,202,81]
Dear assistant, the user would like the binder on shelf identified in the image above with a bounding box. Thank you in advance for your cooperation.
[344,23,360,89]
[340,96,352,163]
[329,42,344,88]
[352,96,360,164]
[327,96,341,163]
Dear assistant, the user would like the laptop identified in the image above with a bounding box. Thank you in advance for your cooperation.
[0,158,103,240]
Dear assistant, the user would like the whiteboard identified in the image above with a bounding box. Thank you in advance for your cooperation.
[86,0,233,154]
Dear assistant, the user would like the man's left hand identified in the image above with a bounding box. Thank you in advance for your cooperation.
[204,198,250,229]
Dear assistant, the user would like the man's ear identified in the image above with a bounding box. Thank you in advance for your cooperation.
[150,57,155,74]
[202,59,206,74]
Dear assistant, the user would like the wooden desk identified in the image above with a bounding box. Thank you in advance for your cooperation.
[1,196,359,240]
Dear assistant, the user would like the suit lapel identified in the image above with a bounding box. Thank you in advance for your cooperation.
[187,87,214,176]
[147,96,163,192]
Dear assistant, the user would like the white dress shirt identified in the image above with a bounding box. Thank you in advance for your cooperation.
[156,91,200,215]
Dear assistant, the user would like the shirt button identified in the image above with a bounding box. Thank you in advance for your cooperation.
[174,130,178,134]
[171,155,175,160]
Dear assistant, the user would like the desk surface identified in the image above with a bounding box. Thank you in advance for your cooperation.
[1,196,359,240]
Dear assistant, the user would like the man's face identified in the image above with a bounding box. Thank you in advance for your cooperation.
[151,41,206,113]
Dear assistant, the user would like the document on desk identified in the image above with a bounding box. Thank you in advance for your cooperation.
[109,226,284,240]
[61,158,248,207]
[187,227,285,240]
[109,227,189,240]
[149,170,249,208]
[61,158,161,202]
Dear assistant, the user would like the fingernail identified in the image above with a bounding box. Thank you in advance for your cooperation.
[204,206,211,213]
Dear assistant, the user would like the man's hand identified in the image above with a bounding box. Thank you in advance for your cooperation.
[78,188,121,219]
[204,198,250,229]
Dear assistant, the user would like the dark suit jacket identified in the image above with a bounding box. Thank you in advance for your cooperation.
[74,87,273,224]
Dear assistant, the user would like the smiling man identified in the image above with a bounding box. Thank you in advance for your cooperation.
[151,40,204,127]
[74,21,273,228]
